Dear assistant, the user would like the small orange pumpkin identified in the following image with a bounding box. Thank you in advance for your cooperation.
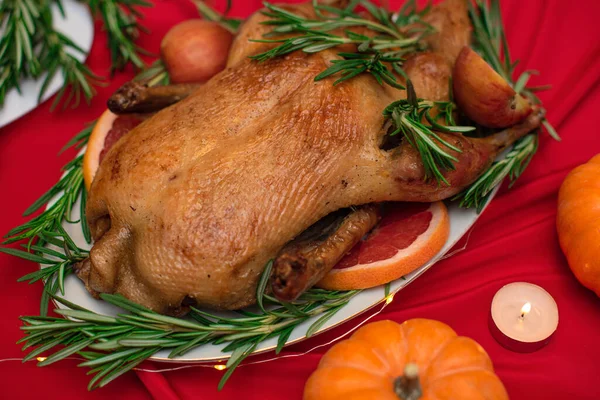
[557,154,600,296]
[304,319,508,400]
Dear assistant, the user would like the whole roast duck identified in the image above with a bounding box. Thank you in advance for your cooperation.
[77,0,543,315]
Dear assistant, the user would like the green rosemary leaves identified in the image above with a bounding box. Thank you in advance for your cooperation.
[384,81,475,184]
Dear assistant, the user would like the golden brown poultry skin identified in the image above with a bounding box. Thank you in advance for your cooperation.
[80,0,536,314]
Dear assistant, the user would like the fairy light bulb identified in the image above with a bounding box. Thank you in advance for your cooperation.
[385,294,395,305]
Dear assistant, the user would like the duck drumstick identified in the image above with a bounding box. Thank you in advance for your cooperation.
[107,81,200,114]
[271,204,382,302]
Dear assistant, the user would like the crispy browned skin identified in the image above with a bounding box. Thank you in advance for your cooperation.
[267,106,544,301]
[422,0,472,64]
[80,0,539,314]
[271,204,381,302]
[107,82,200,114]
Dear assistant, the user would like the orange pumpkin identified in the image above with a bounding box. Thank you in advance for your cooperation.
[304,319,508,400]
[557,154,600,296]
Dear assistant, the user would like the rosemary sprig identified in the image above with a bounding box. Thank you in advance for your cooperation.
[0,139,90,312]
[193,0,242,33]
[261,2,403,38]
[133,59,170,86]
[383,81,475,184]
[315,49,408,89]
[0,0,43,105]
[0,234,89,315]
[468,0,559,142]
[454,0,558,210]
[18,262,358,390]
[467,0,512,82]
[0,0,152,109]
[2,153,90,247]
[87,0,152,73]
[0,0,103,109]
[37,9,104,110]
[251,1,433,89]
[454,134,538,212]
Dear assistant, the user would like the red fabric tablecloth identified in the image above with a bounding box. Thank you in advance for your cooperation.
[1,0,599,398]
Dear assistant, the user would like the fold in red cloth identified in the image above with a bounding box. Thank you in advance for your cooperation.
[0,0,599,399]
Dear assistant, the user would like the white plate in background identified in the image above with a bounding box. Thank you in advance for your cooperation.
[0,0,94,128]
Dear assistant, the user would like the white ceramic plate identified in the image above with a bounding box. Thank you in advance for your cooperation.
[54,172,497,363]
[0,0,94,128]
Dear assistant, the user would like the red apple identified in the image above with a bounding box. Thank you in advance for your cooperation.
[453,46,532,128]
[161,20,234,84]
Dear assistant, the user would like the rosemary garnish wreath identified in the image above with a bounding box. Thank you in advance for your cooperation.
[452,0,560,211]
[1,0,559,391]
[17,260,358,390]
[0,0,152,109]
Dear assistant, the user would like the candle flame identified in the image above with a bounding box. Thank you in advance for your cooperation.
[520,302,532,318]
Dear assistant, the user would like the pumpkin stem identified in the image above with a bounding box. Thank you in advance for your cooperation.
[394,363,422,400]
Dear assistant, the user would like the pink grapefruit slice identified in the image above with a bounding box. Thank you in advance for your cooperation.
[317,201,450,290]
[83,110,144,190]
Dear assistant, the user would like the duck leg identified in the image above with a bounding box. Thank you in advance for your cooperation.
[107,82,200,114]
[271,204,381,302]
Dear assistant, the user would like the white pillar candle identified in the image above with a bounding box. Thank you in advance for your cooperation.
[489,282,559,353]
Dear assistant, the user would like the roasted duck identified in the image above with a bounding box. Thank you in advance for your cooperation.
[77,0,543,315]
